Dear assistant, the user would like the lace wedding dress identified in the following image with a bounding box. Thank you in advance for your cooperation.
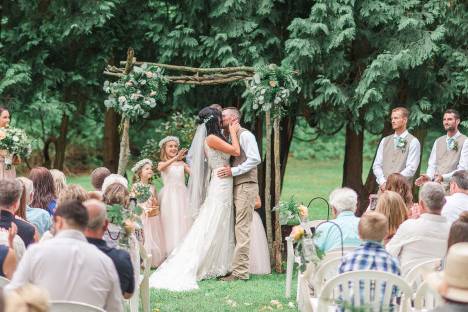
[148,142,235,291]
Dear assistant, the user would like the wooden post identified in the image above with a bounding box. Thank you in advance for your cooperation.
[273,116,282,272]
[116,48,134,176]
[264,111,273,263]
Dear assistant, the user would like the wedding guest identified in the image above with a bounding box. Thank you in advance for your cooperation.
[57,184,89,206]
[84,199,134,299]
[385,173,413,209]
[15,179,39,242]
[442,170,468,224]
[375,191,408,244]
[373,107,421,189]
[50,169,67,199]
[17,177,52,237]
[91,167,111,193]
[416,109,467,187]
[314,187,361,253]
[427,243,468,312]
[157,136,191,254]
[0,223,17,279]
[6,200,123,312]
[102,173,128,193]
[88,191,103,201]
[249,195,270,275]
[0,179,35,247]
[132,159,166,267]
[0,106,16,180]
[386,182,450,270]
[447,212,468,250]
[29,167,57,215]
[5,284,49,312]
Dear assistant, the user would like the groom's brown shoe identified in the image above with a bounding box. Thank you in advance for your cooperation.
[220,274,240,282]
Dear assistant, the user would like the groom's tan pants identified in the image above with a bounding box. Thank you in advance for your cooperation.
[232,182,259,279]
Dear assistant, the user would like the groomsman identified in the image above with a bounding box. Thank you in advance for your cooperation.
[373,107,421,189]
[416,109,467,186]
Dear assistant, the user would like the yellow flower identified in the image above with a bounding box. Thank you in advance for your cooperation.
[290,225,304,241]
[269,80,277,87]
[299,205,308,220]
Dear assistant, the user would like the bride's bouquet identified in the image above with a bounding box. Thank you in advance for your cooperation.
[0,127,32,169]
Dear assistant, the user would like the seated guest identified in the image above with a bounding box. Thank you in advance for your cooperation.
[6,200,123,311]
[386,182,450,269]
[84,199,135,299]
[375,191,408,244]
[427,242,468,312]
[102,174,128,193]
[0,180,36,247]
[15,179,40,242]
[385,173,414,209]
[57,184,89,206]
[0,223,17,279]
[91,167,111,193]
[29,167,57,215]
[442,170,468,224]
[50,169,67,199]
[315,187,361,253]
[339,212,400,304]
[17,177,52,237]
[88,191,103,201]
[447,211,468,250]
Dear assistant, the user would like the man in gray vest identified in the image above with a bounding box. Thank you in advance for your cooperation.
[416,109,468,186]
[217,107,261,281]
[373,107,421,189]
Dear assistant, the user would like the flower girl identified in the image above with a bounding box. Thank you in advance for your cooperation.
[157,136,192,254]
[249,195,271,275]
[131,159,166,267]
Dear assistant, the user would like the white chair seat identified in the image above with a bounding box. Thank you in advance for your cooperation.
[49,301,105,312]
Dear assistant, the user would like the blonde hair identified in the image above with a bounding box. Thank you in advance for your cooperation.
[159,139,179,162]
[57,184,89,206]
[359,211,388,241]
[5,284,49,312]
[49,169,67,198]
[375,191,408,237]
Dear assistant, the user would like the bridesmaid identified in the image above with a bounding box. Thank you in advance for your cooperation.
[131,159,166,268]
[249,195,271,275]
[157,136,191,255]
[0,107,15,180]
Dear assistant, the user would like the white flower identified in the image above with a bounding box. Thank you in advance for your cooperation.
[149,91,157,97]
[260,89,266,95]
[130,93,139,100]
[12,136,19,142]
[118,96,127,104]
[140,80,146,85]
[125,81,133,87]
[145,71,154,79]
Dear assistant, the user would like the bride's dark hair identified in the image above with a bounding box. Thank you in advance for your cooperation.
[198,107,224,140]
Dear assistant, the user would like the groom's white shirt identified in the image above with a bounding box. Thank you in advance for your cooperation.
[232,131,261,176]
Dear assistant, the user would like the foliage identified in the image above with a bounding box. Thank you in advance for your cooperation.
[0,127,32,158]
[140,112,197,161]
[243,64,300,120]
[273,196,307,226]
[103,64,168,121]
[106,202,142,248]
[132,182,152,203]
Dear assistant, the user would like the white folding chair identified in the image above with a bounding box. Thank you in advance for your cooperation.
[404,258,440,291]
[0,276,9,287]
[139,242,152,312]
[414,281,442,310]
[49,301,105,312]
[310,257,343,295]
[314,271,413,312]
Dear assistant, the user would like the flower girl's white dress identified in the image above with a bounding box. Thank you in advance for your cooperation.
[249,211,271,274]
[149,142,235,291]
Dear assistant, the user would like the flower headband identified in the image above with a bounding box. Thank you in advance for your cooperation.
[131,158,153,174]
[158,136,180,149]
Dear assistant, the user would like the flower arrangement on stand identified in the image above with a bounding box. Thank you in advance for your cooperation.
[0,127,32,169]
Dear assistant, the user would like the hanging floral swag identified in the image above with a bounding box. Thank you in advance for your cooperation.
[244,64,300,118]
[103,64,169,121]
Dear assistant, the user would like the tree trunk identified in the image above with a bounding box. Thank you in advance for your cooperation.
[342,123,367,215]
[53,113,69,170]
[103,108,120,173]
[279,115,297,187]
[264,111,273,263]
[273,117,282,273]
[117,118,130,176]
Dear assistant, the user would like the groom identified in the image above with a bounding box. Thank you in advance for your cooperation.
[218,107,261,281]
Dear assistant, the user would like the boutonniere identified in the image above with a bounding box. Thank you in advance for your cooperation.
[448,139,458,151]
[396,137,407,152]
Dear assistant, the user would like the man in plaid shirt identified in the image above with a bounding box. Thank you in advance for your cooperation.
[338,212,401,308]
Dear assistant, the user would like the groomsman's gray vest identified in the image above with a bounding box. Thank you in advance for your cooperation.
[231,128,258,186]
[434,134,467,175]
[382,133,416,180]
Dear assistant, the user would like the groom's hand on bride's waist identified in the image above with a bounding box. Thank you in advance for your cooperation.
[217,165,232,178]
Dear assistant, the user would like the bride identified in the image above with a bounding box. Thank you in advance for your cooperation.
[149,107,240,291]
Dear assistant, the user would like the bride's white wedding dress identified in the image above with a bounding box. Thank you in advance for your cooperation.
[148,142,235,291]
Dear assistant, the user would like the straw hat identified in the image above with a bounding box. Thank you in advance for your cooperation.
[427,242,468,303]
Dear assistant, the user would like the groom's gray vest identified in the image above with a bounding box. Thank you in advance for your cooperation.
[231,128,258,186]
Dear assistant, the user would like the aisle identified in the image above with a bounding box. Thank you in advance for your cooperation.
[150,272,298,311]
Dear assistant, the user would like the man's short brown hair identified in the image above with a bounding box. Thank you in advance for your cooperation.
[223,106,241,119]
[358,211,388,242]
[91,167,111,191]
[0,179,22,208]
[391,107,409,118]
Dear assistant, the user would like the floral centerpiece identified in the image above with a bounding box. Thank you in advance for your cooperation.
[106,202,142,248]
[0,127,32,169]
[103,63,168,121]
[290,224,323,272]
[274,196,308,226]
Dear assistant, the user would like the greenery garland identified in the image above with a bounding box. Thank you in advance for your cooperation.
[244,64,300,118]
[103,64,168,121]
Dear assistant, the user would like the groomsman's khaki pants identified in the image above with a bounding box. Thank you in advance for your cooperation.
[232,182,259,279]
